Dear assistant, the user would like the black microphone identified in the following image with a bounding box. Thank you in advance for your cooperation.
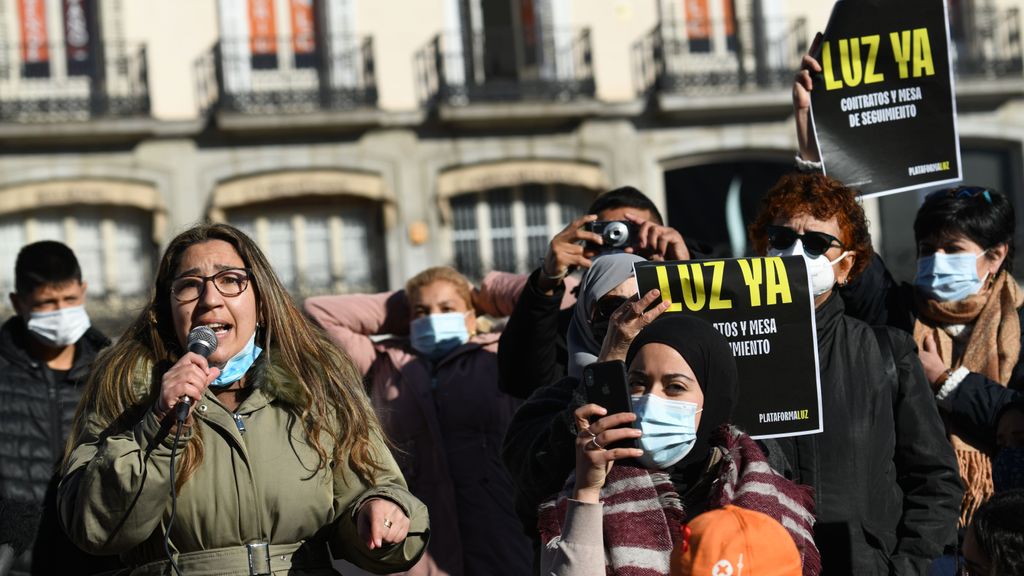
[176,326,218,423]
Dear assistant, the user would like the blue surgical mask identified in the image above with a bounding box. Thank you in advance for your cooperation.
[410,312,469,360]
[915,251,987,302]
[631,394,702,469]
[209,331,262,389]
[993,447,1024,493]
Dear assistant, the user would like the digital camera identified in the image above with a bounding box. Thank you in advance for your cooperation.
[585,220,639,250]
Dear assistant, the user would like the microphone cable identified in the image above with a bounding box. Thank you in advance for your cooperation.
[163,417,186,576]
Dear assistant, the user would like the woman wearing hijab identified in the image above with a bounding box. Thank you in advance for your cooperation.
[502,253,662,558]
[538,315,819,576]
[566,253,649,378]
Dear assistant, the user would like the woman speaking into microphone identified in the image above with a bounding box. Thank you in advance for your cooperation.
[57,223,428,575]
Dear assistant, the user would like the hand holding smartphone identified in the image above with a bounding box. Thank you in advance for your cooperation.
[581,360,641,450]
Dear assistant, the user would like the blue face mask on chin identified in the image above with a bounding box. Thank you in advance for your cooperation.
[209,331,262,389]
[631,393,702,469]
[410,312,469,360]
[914,251,988,302]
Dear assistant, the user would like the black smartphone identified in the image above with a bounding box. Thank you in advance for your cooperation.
[581,360,639,450]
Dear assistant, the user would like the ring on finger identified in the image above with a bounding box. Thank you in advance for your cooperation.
[580,427,597,439]
[587,436,603,450]
[383,518,393,529]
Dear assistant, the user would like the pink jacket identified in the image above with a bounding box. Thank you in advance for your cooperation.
[304,272,535,576]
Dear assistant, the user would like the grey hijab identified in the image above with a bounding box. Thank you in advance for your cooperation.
[567,253,646,378]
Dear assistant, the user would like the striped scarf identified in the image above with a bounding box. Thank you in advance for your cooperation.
[538,425,821,576]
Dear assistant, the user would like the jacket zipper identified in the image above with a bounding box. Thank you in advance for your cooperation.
[41,366,62,458]
[232,413,247,435]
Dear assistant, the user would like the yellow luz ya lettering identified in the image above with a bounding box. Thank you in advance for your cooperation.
[821,27,936,90]
[655,258,793,313]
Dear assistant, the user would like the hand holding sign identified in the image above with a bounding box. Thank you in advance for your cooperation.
[809,0,961,196]
[634,257,823,438]
[794,33,823,163]
[597,289,671,363]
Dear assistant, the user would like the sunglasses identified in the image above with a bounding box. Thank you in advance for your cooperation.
[594,296,630,321]
[926,186,993,204]
[766,225,845,259]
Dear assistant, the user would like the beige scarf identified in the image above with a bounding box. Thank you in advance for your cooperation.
[913,270,1023,525]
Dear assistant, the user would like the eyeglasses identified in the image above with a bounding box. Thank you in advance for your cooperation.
[926,186,993,204]
[171,268,252,303]
[766,225,845,258]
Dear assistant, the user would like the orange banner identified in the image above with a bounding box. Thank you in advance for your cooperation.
[685,0,711,40]
[721,0,735,37]
[290,0,316,55]
[684,0,735,40]
[18,0,49,64]
[248,0,277,56]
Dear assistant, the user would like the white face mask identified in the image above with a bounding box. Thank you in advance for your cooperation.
[768,239,851,296]
[25,305,91,348]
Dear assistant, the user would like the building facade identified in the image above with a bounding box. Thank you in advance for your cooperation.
[0,0,1021,334]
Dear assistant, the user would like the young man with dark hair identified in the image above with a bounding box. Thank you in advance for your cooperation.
[0,241,115,576]
[497,186,695,400]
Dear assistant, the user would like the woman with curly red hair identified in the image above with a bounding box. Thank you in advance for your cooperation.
[748,173,962,575]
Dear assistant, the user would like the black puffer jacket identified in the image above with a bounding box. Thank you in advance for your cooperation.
[773,294,962,575]
[0,317,112,575]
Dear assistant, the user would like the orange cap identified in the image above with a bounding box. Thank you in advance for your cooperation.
[671,505,802,576]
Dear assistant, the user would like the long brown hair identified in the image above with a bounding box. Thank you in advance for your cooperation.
[64,223,386,488]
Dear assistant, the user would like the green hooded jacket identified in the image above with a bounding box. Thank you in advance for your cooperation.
[57,356,429,575]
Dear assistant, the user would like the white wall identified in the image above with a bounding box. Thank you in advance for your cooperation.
[122,0,219,120]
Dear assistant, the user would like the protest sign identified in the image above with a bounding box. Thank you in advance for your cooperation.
[810,0,961,197]
[634,257,822,439]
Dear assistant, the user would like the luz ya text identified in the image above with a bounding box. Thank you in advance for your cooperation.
[655,258,794,313]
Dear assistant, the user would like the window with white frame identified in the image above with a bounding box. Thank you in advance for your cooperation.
[0,206,153,298]
[229,198,384,296]
[450,184,594,279]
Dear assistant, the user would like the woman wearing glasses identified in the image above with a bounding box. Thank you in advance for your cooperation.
[748,173,962,575]
[57,224,428,575]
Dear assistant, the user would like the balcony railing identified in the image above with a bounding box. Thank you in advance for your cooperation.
[952,8,1023,78]
[416,27,594,106]
[0,41,149,122]
[633,18,807,96]
[202,35,377,115]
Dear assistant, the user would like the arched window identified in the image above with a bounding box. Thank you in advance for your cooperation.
[450,183,592,278]
[228,197,385,296]
[210,169,390,295]
[0,205,153,299]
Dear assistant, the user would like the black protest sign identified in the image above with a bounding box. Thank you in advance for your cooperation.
[634,257,822,439]
[810,0,961,197]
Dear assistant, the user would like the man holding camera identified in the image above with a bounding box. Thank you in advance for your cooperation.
[497,186,697,400]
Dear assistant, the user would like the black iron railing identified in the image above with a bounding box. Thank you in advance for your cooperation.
[633,18,807,96]
[0,41,149,122]
[416,27,594,106]
[953,8,1023,78]
[204,35,377,114]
